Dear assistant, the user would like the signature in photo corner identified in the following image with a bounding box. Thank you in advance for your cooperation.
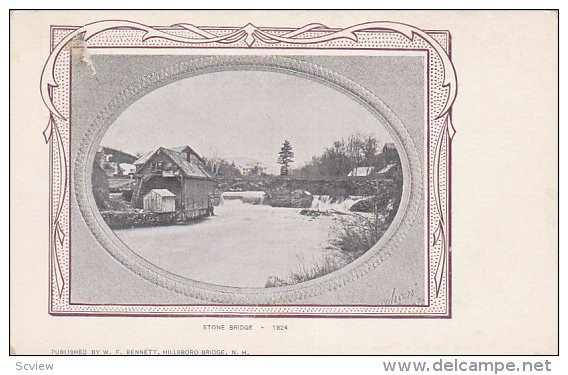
[382,283,423,305]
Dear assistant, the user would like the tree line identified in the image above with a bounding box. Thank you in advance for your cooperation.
[202,133,399,179]
[295,133,396,178]
[203,157,243,178]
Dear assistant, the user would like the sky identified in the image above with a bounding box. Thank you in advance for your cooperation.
[101,70,394,174]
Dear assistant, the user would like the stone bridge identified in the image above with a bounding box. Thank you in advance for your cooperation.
[214,175,402,208]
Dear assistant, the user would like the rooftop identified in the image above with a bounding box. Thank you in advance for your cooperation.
[147,189,176,197]
[134,146,213,180]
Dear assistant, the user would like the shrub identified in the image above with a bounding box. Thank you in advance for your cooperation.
[265,253,345,287]
[334,209,388,261]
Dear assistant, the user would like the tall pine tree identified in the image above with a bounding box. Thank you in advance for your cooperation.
[277,140,294,175]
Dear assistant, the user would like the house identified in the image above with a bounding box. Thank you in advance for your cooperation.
[231,157,267,176]
[95,147,138,177]
[131,146,216,218]
[135,145,204,167]
[143,189,176,213]
[346,143,402,178]
[375,143,402,182]
[119,163,136,175]
[380,143,398,164]
[348,166,375,177]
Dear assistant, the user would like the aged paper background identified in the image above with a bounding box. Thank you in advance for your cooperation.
[10,10,558,354]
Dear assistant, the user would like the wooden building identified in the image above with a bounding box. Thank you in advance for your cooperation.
[132,146,216,218]
[143,189,176,213]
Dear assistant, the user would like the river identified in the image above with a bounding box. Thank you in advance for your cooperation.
[114,199,349,288]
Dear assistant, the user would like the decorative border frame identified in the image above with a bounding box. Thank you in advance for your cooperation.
[42,21,456,318]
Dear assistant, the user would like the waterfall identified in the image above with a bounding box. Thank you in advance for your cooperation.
[220,191,267,205]
[310,195,332,209]
[310,195,365,213]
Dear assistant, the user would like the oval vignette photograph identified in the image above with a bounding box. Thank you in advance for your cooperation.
[92,69,404,288]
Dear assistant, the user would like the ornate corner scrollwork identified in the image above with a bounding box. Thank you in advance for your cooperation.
[41,21,457,120]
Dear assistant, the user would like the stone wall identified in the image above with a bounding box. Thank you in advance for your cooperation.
[100,208,210,230]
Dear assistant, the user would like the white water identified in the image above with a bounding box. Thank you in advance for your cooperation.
[220,191,267,205]
[114,200,342,288]
[310,195,365,213]
[219,191,366,213]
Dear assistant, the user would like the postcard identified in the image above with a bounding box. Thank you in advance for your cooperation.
[9,10,558,355]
